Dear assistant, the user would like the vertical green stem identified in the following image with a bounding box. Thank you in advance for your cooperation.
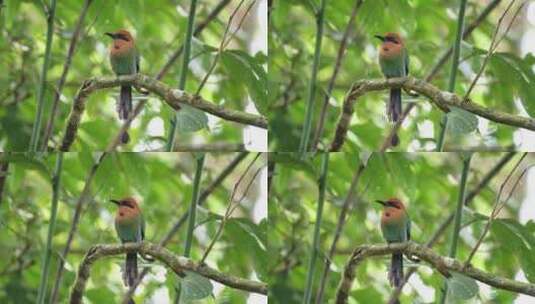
[29,0,57,152]
[166,0,198,151]
[36,152,64,304]
[439,153,472,303]
[436,0,467,152]
[303,152,329,304]
[298,0,327,156]
[176,153,205,302]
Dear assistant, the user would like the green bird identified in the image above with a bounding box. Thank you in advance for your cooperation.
[375,198,411,288]
[105,29,139,144]
[111,197,145,287]
[375,32,409,147]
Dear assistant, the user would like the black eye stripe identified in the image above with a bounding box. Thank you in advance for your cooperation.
[116,34,130,41]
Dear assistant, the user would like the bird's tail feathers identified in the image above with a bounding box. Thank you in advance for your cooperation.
[125,252,138,287]
[118,85,132,144]
[388,88,402,147]
[388,88,402,122]
[389,252,403,287]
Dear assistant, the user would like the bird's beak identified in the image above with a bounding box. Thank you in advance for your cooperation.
[374,35,385,42]
[110,199,121,205]
[105,32,116,39]
[375,200,387,206]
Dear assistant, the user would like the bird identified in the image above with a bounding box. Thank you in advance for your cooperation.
[111,197,145,287]
[105,29,139,144]
[375,32,409,147]
[375,198,411,288]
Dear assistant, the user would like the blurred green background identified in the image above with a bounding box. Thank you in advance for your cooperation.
[269,152,535,303]
[0,152,267,303]
[268,0,535,151]
[0,0,267,151]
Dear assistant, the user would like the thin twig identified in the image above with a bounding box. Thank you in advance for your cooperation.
[315,158,367,304]
[312,0,363,151]
[463,0,525,101]
[463,152,527,267]
[200,153,262,263]
[196,0,255,94]
[49,152,108,304]
[40,0,94,151]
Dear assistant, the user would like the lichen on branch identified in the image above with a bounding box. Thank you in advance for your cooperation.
[70,242,267,304]
[335,242,535,304]
[60,74,268,151]
[330,76,535,151]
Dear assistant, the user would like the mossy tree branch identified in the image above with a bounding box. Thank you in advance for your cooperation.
[70,242,267,304]
[60,74,268,151]
[330,76,535,151]
[335,242,535,304]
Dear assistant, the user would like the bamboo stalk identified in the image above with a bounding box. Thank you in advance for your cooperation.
[298,0,328,155]
[37,153,64,304]
[439,153,472,303]
[29,0,57,151]
[303,152,329,304]
[436,0,467,151]
[166,0,198,151]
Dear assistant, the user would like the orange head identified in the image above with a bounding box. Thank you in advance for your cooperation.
[375,197,407,223]
[105,29,135,52]
[110,197,141,220]
[374,32,404,58]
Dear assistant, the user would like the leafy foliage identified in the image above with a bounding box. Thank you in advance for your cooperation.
[0,0,266,151]
[269,152,535,303]
[268,1,534,151]
[0,152,266,303]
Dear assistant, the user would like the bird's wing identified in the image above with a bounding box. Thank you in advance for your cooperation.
[407,216,411,241]
[404,49,409,76]
[140,213,145,241]
[135,50,140,73]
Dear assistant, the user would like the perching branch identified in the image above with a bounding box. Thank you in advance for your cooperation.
[69,242,267,303]
[59,74,268,151]
[121,152,249,301]
[330,77,535,151]
[335,242,535,304]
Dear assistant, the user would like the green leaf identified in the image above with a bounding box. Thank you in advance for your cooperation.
[446,107,478,135]
[446,272,478,300]
[221,50,267,115]
[180,271,213,301]
[175,105,209,133]
[85,287,117,303]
